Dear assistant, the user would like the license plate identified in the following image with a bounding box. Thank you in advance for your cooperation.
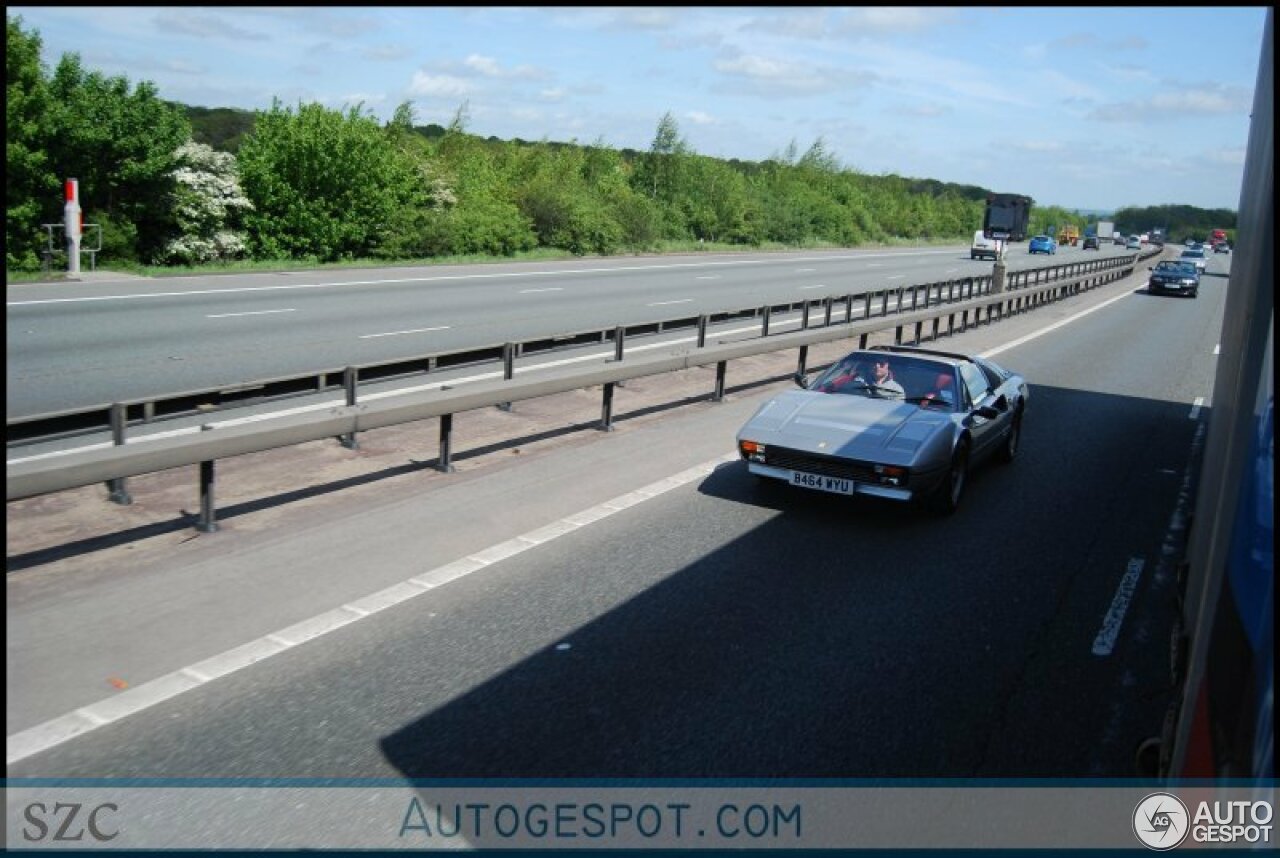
[789,470,854,495]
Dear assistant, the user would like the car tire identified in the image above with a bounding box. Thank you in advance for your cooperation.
[928,441,969,515]
[997,410,1022,464]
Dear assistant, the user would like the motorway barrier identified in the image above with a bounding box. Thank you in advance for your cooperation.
[7,249,1160,531]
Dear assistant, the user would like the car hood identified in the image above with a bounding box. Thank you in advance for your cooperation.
[739,390,952,462]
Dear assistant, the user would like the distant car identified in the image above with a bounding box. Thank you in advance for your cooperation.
[1186,237,1199,247]
[1114,234,1127,246]
[1028,235,1057,255]
[1148,260,1200,298]
[1214,242,1231,254]
[736,344,1029,514]
[1180,247,1208,273]
[1082,234,1100,250]
[1126,236,1142,250]
[970,229,998,261]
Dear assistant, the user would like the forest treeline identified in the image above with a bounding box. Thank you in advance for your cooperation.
[6,15,1234,272]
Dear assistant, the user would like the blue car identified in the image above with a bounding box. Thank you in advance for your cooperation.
[1028,235,1056,255]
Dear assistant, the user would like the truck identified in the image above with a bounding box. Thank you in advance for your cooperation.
[982,193,1032,242]
[1095,220,1116,241]
[1057,224,1080,246]
[1150,227,1165,246]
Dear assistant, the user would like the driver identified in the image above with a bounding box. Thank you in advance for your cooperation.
[870,358,905,399]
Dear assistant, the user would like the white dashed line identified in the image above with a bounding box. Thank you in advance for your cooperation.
[799,284,827,290]
[358,326,451,339]
[1213,343,1220,355]
[205,309,296,319]
[519,287,563,294]
[648,299,693,306]
[1092,558,1146,656]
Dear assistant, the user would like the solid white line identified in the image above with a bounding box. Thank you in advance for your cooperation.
[358,325,450,339]
[648,299,693,306]
[794,268,816,273]
[205,309,296,319]
[979,290,1134,359]
[6,250,961,306]
[4,451,740,764]
[886,275,905,280]
[1092,558,1146,656]
[799,284,827,290]
[1213,344,1220,355]
[1189,397,1204,420]
[519,287,562,293]
[695,275,720,280]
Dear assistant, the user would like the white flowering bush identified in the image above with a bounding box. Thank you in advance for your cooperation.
[159,141,254,264]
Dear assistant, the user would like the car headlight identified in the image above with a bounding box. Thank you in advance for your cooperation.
[1182,279,1197,286]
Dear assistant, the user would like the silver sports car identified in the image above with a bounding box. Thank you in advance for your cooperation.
[736,344,1029,513]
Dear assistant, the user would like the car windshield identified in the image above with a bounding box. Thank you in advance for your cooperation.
[809,353,957,407]
[1156,262,1197,275]
[1182,249,1204,259]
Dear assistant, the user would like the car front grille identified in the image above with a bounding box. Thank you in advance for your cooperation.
[764,446,881,482]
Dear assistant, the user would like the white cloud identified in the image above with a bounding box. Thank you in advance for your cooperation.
[1090,85,1252,121]
[685,110,716,125]
[408,72,472,98]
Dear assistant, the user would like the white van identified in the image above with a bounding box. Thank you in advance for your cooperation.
[971,230,998,261]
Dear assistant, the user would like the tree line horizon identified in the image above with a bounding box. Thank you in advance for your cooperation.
[6,15,1238,273]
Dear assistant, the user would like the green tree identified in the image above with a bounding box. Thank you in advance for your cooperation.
[44,53,190,261]
[236,100,425,261]
[6,15,58,270]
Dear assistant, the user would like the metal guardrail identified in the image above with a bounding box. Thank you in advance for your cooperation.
[7,249,1160,530]
[7,253,1142,447]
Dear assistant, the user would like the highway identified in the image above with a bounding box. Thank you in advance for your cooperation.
[6,242,1138,418]
[6,247,1230,778]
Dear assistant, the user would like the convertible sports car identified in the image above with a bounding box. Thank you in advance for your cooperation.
[736,345,1029,513]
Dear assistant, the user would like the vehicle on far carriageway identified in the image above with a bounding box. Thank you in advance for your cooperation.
[736,344,1029,515]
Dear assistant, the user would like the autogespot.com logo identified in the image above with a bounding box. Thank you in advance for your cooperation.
[1133,793,1190,850]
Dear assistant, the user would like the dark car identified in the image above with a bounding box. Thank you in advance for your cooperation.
[1214,242,1231,254]
[1082,234,1100,250]
[1148,260,1200,298]
[737,344,1029,514]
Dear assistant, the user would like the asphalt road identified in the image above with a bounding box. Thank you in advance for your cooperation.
[6,242,1139,417]
[7,249,1228,779]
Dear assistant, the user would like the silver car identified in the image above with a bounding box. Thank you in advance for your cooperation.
[736,345,1029,514]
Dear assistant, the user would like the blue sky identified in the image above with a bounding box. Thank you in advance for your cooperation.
[8,6,1269,212]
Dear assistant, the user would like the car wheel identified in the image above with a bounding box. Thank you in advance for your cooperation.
[997,410,1022,464]
[928,441,969,515]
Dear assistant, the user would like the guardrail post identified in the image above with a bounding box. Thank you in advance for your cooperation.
[498,343,515,411]
[599,382,615,432]
[801,302,811,330]
[913,320,923,345]
[339,366,359,450]
[845,294,854,323]
[930,317,940,341]
[711,360,728,402]
[864,292,873,319]
[105,403,132,505]
[797,345,809,377]
[761,306,772,337]
[859,333,868,349]
[697,314,708,348]
[823,296,833,326]
[880,290,890,316]
[436,414,455,473]
[911,285,920,311]
[197,458,218,533]
[894,324,903,345]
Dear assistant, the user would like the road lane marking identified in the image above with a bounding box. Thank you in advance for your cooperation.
[6,250,962,306]
[1092,558,1146,656]
[205,309,296,319]
[648,299,693,306]
[1213,343,1220,355]
[519,287,562,293]
[794,268,816,273]
[798,284,827,290]
[4,451,739,765]
[1189,397,1204,420]
[695,275,720,280]
[358,326,451,339]
[886,275,906,280]
[979,290,1134,359]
